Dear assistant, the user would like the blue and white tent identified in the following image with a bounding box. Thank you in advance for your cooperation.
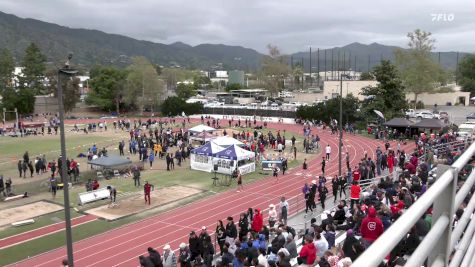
[191,141,224,156]
[190,141,224,172]
[214,144,255,161]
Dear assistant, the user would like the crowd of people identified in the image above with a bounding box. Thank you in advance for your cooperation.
[136,124,467,267]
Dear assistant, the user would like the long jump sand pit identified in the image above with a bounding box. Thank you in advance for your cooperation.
[0,201,63,226]
[85,185,204,221]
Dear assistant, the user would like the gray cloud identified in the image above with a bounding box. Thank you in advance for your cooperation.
[0,0,474,53]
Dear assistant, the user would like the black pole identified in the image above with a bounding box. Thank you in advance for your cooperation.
[339,73,343,177]
[354,55,357,72]
[331,49,334,80]
[438,52,441,64]
[301,57,304,89]
[309,47,312,87]
[317,48,320,87]
[58,69,75,267]
[456,52,459,85]
[343,51,346,76]
[324,49,327,81]
[337,50,340,78]
[368,55,371,72]
[348,51,352,75]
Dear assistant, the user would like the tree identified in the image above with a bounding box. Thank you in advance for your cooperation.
[86,66,128,114]
[395,29,446,107]
[225,83,242,92]
[0,86,35,115]
[296,95,360,124]
[0,49,14,90]
[361,60,408,120]
[125,57,164,114]
[360,71,374,81]
[161,96,203,116]
[176,83,196,99]
[20,43,46,93]
[458,54,475,95]
[193,75,211,90]
[292,64,304,89]
[260,44,291,96]
[62,77,81,113]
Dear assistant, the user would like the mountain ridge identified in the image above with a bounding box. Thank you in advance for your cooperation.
[0,11,470,71]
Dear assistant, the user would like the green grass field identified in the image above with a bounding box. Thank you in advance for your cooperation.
[0,125,311,265]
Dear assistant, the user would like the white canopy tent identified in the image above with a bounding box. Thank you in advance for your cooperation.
[211,136,244,147]
[213,144,256,175]
[188,124,217,133]
[190,141,225,172]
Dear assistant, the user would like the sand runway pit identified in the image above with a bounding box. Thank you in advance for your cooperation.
[85,185,203,220]
[0,201,63,226]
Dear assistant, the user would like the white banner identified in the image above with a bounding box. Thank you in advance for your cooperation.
[78,188,110,205]
[239,162,256,175]
[190,154,213,172]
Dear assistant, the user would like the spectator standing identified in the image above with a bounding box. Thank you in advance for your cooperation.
[325,144,331,160]
[279,197,289,225]
[162,244,176,267]
[360,206,384,248]
[144,181,154,205]
[350,181,361,210]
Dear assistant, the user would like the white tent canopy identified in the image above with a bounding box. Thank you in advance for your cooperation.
[214,144,255,161]
[188,124,217,133]
[211,136,244,147]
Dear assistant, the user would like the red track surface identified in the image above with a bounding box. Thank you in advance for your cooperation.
[10,122,415,267]
[0,215,97,250]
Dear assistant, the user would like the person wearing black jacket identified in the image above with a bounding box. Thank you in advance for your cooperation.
[226,216,238,241]
[342,229,359,261]
[216,220,226,255]
[238,213,249,241]
[320,185,328,209]
[331,176,339,203]
[139,255,155,267]
[148,247,163,267]
[338,176,347,199]
[188,231,201,261]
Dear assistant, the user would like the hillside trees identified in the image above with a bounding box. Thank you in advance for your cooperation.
[125,57,164,114]
[260,44,290,96]
[360,60,407,119]
[458,54,475,95]
[87,66,128,113]
[395,29,446,107]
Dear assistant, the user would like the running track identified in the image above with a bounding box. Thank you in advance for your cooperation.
[10,122,415,267]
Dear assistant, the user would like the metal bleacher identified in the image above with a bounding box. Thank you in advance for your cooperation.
[353,141,475,267]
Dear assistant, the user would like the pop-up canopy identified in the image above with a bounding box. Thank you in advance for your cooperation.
[188,124,217,133]
[214,144,255,161]
[211,136,244,147]
[191,141,224,156]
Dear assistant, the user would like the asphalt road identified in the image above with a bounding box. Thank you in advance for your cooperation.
[435,105,475,125]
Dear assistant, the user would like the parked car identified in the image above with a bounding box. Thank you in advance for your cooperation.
[466,112,475,120]
[415,110,440,120]
[405,109,416,118]
[457,123,475,141]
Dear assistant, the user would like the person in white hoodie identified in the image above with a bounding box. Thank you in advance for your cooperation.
[268,204,278,227]
[162,244,177,267]
[314,232,329,257]
[257,247,269,267]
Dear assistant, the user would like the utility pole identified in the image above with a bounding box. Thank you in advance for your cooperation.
[456,52,459,85]
[317,48,320,87]
[309,46,312,87]
[324,49,327,81]
[339,73,344,177]
[57,53,78,267]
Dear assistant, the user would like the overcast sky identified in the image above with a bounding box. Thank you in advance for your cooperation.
[1,0,474,53]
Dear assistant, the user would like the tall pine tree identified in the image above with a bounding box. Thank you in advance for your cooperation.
[20,42,46,93]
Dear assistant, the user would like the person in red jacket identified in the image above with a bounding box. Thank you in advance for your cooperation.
[360,206,384,248]
[298,235,317,265]
[350,181,361,210]
[387,153,395,174]
[352,166,360,182]
[251,208,263,233]
[144,181,154,205]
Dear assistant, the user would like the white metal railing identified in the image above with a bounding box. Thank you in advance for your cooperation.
[353,141,475,267]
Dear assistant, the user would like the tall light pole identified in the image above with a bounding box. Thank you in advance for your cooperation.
[57,53,78,267]
[338,73,348,177]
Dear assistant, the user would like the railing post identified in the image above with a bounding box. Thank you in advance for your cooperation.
[429,165,457,265]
